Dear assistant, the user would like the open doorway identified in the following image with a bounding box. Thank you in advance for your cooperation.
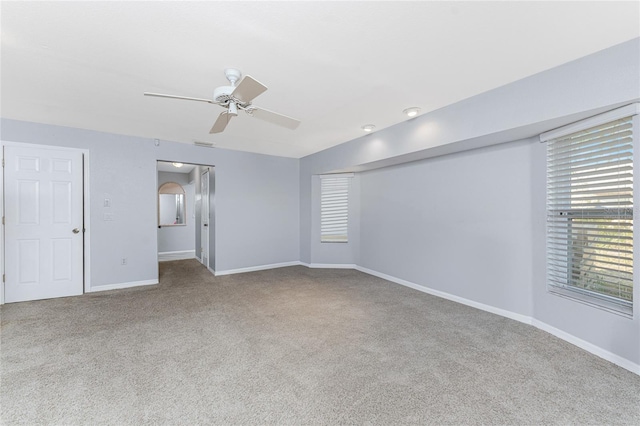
[157,161,215,273]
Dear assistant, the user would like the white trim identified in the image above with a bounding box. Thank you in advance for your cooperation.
[548,287,633,319]
[308,263,357,269]
[531,319,640,375]
[540,103,640,142]
[86,279,158,293]
[0,145,3,305]
[352,265,639,375]
[354,266,532,325]
[207,265,216,275]
[215,261,302,276]
[634,114,640,322]
[158,250,196,262]
[200,168,210,271]
[82,150,91,295]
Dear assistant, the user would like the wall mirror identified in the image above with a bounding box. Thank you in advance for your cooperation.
[158,182,186,226]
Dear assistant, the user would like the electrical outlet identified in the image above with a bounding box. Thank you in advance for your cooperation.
[121,258,127,265]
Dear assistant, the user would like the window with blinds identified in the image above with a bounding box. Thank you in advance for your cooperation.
[320,175,350,243]
[546,116,633,313]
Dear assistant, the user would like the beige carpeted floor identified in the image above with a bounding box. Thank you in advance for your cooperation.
[1,259,639,425]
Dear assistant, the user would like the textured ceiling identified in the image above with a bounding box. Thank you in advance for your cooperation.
[1,1,638,158]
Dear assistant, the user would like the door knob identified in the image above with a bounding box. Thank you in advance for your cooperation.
[72,228,80,234]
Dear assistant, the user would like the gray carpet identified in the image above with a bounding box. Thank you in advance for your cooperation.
[1,259,639,425]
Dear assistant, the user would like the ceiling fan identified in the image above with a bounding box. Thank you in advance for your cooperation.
[144,68,301,134]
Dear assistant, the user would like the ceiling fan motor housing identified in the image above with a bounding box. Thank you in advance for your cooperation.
[213,86,234,104]
[213,85,251,109]
[213,68,249,107]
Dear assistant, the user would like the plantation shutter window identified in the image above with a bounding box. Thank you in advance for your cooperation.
[320,174,351,243]
[542,105,638,315]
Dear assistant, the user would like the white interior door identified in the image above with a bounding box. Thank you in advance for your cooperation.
[200,169,209,268]
[4,145,84,302]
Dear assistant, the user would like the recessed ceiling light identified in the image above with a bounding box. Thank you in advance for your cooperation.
[361,124,376,132]
[172,162,184,168]
[403,107,421,117]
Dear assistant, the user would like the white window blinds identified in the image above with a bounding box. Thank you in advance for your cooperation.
[546,116,634,313]
[320,175,350,243]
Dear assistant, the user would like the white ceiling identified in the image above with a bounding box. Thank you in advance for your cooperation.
[1,2,638,158]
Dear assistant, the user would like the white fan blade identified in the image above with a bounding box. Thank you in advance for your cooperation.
[249,106,300,130]
[210,111,233,133]
[144,92,216,104]
[231,76,267,103]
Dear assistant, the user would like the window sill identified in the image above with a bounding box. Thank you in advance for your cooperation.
[548,287,633,319]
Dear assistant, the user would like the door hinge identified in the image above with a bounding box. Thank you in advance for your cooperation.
[1,216,4,225]
[2,274,5,283]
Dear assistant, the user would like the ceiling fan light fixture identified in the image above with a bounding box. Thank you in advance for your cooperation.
[362,124,376,132]
[403,107,421,117]
[172,162,184,168]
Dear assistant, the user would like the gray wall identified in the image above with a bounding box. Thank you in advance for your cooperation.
[359,139,534,317]
[217,154,299,270]
[0,118,300,287]
[353,133,638,365]
[300,38,640,264]
[299,38,640,367]
[157,171,195,253]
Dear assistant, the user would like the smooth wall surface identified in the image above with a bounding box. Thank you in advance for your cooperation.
[0,118,300,288]
[214,153,299,271]
[359,139,534,317]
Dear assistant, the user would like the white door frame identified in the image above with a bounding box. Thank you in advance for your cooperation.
[1,141,91,304]
[200,168,210,270]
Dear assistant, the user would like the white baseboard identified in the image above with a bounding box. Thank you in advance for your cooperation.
[308,263,357,269]
[158,250,196,262]
[215,261,302,276]
[352,265,638,376]
[531,319,640,375]
[355,265,532,325]
[87,279,158,293]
